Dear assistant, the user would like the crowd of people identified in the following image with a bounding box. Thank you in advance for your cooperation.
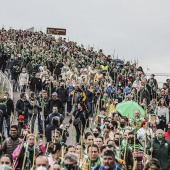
[0,28,170,170]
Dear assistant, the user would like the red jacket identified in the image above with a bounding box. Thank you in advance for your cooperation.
[164,132,170,141]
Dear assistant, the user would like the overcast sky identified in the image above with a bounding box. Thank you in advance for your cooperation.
[1,0,170,83]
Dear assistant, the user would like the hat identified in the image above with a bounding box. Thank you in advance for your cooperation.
[17,115,25,120]
[52,92,58,96]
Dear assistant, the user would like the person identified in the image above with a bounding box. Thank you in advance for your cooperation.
[46,105,64,126]
[28,92,42,133]
[94,137,104,153]
[66,145,76,154]
[16,92,33,125]
[93,150,122,170]
[164,122,170,140]
[93,127,101,138]
[69,102,87,143]
[61,152,80,170]
[6,54,15,79]
[47,92,64,115]
[147,129,170,170]
[1,125,22,155]
[82,144,102,170]
[17,115,27,139]
[0,154,13,170]
[29,72,42,96]
[157,98,169,130]
[85,85,95,117]
[144,158,160,170]
[12,134,40,170]
[137,120,154,147]
[69,84,86,115]
[56,81,68,116]
[3,92,14,135]
[11,63,21,92]
[133,110,144,131]
[113,133,133,170]
[47,142,62,170]
[84,132,94,152]
[18,67,29,92]
[53,163,60,170]
[0,97,7,133]
[34,156,51,170]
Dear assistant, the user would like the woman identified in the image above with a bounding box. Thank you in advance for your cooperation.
[66,145,76,154]
[84,132,94,153]
[137,120,154,147]
[48,142,62,170]
[144,158,160,170]
[157,97,169,130]
[0,154,13,170]
[70,102,87,143]
[103,126,111,144]
[109,120,119,140]
[12,134,40,170]
[75,143,86,167]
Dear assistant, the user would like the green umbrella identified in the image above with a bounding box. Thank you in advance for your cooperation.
[116,101,145,118]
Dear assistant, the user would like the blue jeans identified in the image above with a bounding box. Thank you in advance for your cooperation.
[20,85,26,92]
[71,103,78,115]
[8,69,11,79]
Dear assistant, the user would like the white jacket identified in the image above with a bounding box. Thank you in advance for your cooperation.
[19,72,29,85]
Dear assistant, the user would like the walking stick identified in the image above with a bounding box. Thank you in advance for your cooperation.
[22,142,28,170]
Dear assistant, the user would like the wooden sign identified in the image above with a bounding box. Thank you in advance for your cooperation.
[46,27,66,35]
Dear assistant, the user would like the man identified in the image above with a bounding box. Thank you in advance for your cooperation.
[93,150,122,170]
[16,92,33,125]
[34,156,50,170]
[29,72,42,96]
[113,133,133,170]
[11,63,20,92]
[61,153,79,170]
[47,92,64,115]
[138,85,150,105]
[3,92,14,135]
[82,144,102,170]
[147,129,170,170]
[40,91,49,119]
[85,85,94,117]
[46,117,61,142]
[133,110,144,131]
[56,82,68,116]
[1,125,22,155]
[6,54,15,79]
[46,105,64,125]
[164,122,170,140]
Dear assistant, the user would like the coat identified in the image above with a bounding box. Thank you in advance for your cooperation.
[18,72,29,85]
[147,137,170,169]
[16,99,33,117]
[6,98,14,116]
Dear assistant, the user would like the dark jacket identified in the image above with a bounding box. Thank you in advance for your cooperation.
[147,137,170,170]
[30,77,42,91]
[6,58,15,69]
[85,90,94,102]
[16,99,33,117]
[2,137,22,155]
[11,66,20,80]
[46,125,62,142]
[47,98,64,115]
[46,112,64,125]
[6,98,14,116]
[56,87,68,103]
[54,62,64,75]
[0,103,7,117]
